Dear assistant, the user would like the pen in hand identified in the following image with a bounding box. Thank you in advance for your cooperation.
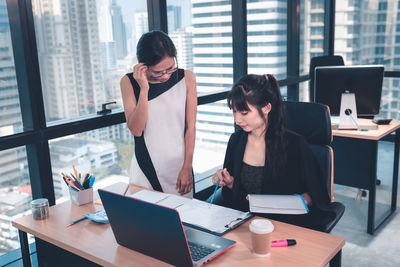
[209,171,223,207]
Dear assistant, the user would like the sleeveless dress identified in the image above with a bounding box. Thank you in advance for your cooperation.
[126,69,193,198]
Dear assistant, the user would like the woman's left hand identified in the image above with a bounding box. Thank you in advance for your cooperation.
[176,167,193,195]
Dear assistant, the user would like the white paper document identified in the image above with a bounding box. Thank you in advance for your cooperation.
[248,194,309,215]
[130,190,251,235]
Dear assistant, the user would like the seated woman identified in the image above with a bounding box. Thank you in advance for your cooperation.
[211,74,333,231]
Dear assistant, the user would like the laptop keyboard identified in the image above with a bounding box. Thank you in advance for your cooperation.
[188,242,215,262]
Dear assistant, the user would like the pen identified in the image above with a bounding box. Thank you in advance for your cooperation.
[73,165,79,182]
[82,173,90,189]
[209,172,222,207]
[64,176,81,191]
[66,216,87,227]
[123,184,130,196]
[271,239,296,247]
[89,176,95,187]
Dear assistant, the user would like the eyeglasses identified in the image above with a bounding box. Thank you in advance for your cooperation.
[148,66,178,78]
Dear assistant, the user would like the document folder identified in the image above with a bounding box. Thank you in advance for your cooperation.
[248,194,309,215]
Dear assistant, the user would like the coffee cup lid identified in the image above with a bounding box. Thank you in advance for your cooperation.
[249,219,274,234]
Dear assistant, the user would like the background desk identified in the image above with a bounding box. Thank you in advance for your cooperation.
[13,183,345,267]
[332,119,400,234]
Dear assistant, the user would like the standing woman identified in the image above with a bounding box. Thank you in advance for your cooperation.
[120,30,197,197]
[211,74,333,231]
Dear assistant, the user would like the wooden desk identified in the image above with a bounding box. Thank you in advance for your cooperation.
[332,119,400,234]
[13,183,345,267]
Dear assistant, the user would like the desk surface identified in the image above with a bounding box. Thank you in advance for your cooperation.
[13,183,345,267]
[332,119,400,140]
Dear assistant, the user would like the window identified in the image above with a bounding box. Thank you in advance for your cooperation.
[49,125,133,204]
[299,0,326,100]
[167,0,234,182]
[0,0,23,137]
[247,0,287,80]
[336,2,400,120]
[0,147,31,257]
[31,0,147,123]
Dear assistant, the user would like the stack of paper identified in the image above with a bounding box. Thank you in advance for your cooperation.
[248,194,309,214]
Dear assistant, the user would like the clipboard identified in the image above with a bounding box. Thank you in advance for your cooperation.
[182,213,253,236]
[129,190,253,236]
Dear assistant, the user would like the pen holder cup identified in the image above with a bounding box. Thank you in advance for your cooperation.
[69,187,93,206]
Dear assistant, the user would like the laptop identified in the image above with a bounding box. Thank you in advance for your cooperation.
[98,189,236,267]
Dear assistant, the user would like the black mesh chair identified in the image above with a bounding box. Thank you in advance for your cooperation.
[309,55,344,101]
[284,101,345,233]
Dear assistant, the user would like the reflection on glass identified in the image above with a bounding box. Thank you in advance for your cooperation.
[31,0,147,122]
[49,125,134,204]
[247,0,288,80]
[0,147,31,256]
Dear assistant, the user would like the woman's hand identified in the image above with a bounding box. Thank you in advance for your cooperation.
[212,168,234,189]
[133,63,149,91]
[176,167,193,195]
[301,193,312,206]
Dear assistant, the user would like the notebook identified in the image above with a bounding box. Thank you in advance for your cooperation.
[130,189,252,235]
[98,189,236,267]
[248,194,309,214]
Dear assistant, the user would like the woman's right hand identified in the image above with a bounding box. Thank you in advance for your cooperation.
[212,168,234,189]
[133,63,149,91]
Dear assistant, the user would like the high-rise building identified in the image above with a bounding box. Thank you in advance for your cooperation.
[192,0,288,146]
[32,0,105,121]
[134,11,148,46]
[170,29,194,71]
[0,0,26,186]
[110,0,127,59]
[334,0,399,119]
[191,0,234,147]
[168,5,182,32]
[247,0,287,78]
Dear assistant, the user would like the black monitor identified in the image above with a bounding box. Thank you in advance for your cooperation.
[314,65,384,116]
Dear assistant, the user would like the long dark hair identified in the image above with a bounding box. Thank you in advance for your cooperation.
[136,30,177,66]
[227,74,287,178]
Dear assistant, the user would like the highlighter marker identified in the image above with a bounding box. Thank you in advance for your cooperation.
[271,239,296,247]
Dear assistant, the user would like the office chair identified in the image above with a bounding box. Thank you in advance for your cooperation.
[284,101,345,233]
[206,101,345,233]
[309,55,344,101]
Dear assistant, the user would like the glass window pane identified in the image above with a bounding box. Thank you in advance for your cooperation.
[31,0,147,123]
[194,100,234,186]
[299,0,325,101]
[0,0,23,137]
[0,147,31,256]
[167,0,234,182]
[380,78,400,119]
[334,0,400,120]
[49,124,133,204]
[247,0,287,80]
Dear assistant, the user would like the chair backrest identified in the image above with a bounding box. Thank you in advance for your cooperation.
[309,55,344,101]
[283,101,335,201]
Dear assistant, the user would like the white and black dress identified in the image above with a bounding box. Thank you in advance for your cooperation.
[126,69,193,197]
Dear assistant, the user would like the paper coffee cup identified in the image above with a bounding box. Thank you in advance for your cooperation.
[249,219,274,256]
